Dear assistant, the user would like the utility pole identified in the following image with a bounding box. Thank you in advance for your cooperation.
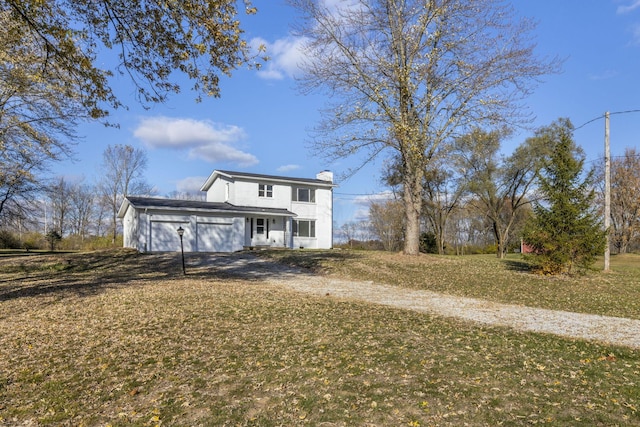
[604,111,611,272]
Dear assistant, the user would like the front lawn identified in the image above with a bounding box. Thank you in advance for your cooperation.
[0,250,639,426]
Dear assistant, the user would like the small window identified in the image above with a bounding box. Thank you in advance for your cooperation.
[256,218,265,234]
[292,187,315,203]
[293,220,316,238]
[258,184,273,198]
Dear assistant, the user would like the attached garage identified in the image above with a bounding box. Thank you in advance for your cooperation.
[150,221,191,252]
[197,221,235,252]
[118,196,296,253]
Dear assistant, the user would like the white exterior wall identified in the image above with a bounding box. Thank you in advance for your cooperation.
[244,215,288,248]
[122,206,138,250]
[228,179,292,209]
[202,172,335,250]
[206,176,231,202]
[200,171,333,249]
[315,186,333,249]
[291,186,333,249]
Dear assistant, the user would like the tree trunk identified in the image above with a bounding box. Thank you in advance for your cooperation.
[492,220,505,259]
[403,169,423,255]
[111,195,118,244]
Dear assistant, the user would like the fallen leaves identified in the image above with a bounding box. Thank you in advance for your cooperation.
[0,251,640,426]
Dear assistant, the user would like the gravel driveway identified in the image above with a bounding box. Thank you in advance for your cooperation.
[195,253,640,350]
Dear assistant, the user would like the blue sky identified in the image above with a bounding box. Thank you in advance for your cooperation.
[52,0,640,227]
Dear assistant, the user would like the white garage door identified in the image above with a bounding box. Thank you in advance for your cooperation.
[197,222,234,252]
[150,221,192,252]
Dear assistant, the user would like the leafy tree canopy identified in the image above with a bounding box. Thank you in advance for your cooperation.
[3,0,259,117]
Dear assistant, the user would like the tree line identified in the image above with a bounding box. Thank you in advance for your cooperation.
[342,117,639,273]
[0,145,154,250]
[1,0,635,274]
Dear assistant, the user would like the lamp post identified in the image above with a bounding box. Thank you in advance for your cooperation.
[177,226,186,275]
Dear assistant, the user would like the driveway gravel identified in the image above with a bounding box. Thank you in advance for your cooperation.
[195,253,640,349]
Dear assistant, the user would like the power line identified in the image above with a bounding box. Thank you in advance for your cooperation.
[574,109,640,131]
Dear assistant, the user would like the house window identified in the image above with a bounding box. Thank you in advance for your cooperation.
[293,220,316,238]
[292,187,315,203]
[258,184,273,198]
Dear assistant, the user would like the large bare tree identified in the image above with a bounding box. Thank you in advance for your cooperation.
[48,177,72,236]
[292,0,559,254]
[68,180,95,242]
[369,199,405,251]
[596,147,640,254]
[99,145,154,243]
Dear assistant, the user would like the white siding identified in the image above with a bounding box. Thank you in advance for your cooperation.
[291,186,333,249]
[122,207,138,250]
[206,176,232,202]
[230,179,292,209]
[196,216,244,252]
[122,170,335,253]
[150,220,191,252]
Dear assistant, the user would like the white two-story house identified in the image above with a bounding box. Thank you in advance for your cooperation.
[118,170,335,253]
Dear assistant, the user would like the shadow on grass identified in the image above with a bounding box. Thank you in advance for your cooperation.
[0,249,366,303]
[0,249,342,303]
[252,249,363,274]
[502,258,534,273]
[0,250,206,303]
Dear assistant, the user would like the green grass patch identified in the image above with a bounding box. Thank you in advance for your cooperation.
[0,250,639,425]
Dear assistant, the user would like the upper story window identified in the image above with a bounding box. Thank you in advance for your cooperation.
[258,184,273,198]
[292,187,315,203]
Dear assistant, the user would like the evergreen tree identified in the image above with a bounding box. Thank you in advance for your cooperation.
[522,118,605,274]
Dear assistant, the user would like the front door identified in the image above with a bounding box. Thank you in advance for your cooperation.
[250,217,270,246]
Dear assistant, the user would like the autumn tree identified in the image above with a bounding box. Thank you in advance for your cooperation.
[0,10,82,219]
[522,119,605,275]
[68,181,95,241]
[595,147,640,254]
[455,128,549,258]
[99,145,154,243]
[4,0,260,110]
[422,161,466,255]
[292,0,559,255]
[1,1,260,220]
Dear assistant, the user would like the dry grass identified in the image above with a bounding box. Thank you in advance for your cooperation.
[259,250,640,320]
[1,249,640,426]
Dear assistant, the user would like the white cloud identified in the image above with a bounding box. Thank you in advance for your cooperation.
[175,176,208,193]
[134,116,258,167]
[617,0,640,14]
[189,143,258,167]
[252,36,308,80]
[277,164,301,172]
[349,191,396,221]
